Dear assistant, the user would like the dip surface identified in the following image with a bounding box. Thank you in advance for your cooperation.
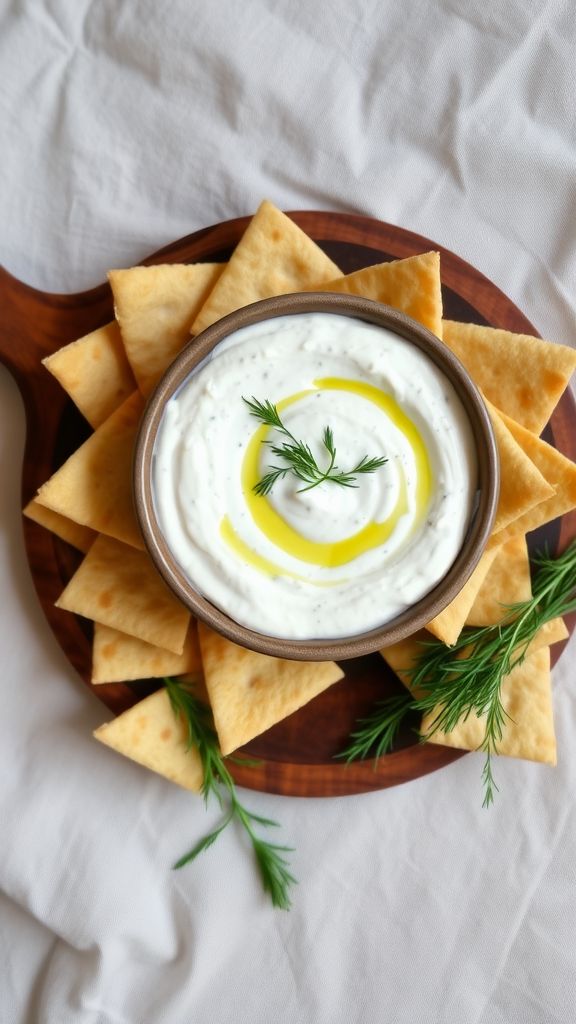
[153,313,477,639]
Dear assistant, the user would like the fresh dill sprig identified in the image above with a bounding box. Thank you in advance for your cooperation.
[339,541,576,806]
[165,677,296,910]
[243,396,387,496]
[340,694,412,762]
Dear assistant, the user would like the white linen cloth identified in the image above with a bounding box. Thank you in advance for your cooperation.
[1,1,575,1021]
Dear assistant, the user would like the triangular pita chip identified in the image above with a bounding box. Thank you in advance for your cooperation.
[380,631,426,686]
[23,498,96,553]
[420,646,556,765]
[191,200,341,335]
[311,252,443,337]
[487,410,576,548]
[425,546,500,646]
[487,402,554,535]
[42,321,136,428]
[93,688,203,791]
[381,618,566,690]
[443,320,576,434]
[109,263,224,395]
[535,617,569,648]
[466,535,532,626]
[92,620,202,684]
[36,392,144,550]
[198,623,344,755]
[56,535,190,654]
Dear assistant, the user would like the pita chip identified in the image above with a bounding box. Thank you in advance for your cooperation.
[420,646,556,765]
[466,535,532,626]
[109,262,224,395]
[191,200,341,335]
[36,392,144,550]
[380,630,430,688]
[421,526,569,646]
[93,688,203,791]
[312,251,443,337]
[425,546,500,646]
[42,321,136,428]
[487,410,576,548]
[198,623,344,755]
[487,402,554,535]
[466,535,568,638]
[382,617,566,692]
[92,620,202,684]
[442,320,576,434]
[23,498,96,553]
[536,617,569,648]
[56,535,190,654]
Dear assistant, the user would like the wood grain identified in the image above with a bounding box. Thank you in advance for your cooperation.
[1,212,574,796]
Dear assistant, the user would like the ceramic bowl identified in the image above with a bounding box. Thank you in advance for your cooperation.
[133,292,499,660]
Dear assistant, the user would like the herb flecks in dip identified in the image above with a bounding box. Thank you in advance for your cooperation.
[153,313,477,639]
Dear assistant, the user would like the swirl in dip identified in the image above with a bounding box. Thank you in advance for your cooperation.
[152,312,477,640]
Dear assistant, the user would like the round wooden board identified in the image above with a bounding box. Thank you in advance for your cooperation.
[1,212,575,797]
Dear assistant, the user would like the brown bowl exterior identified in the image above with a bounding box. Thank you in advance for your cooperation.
[133,293,500,660]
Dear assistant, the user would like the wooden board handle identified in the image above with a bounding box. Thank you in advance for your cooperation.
[0,264,113,384]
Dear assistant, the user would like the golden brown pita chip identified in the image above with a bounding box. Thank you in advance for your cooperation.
[466,535,568,640]
[536,617,569,647]
[93,688,203,791]
[42,321,136,428]
[23,499,96,553]
[425,546,500,646]
[382,617,566,691]
[443,320,576,434]
[487,402,554,535]
[312,251,443,337]
[198,623,344,755]
[425,400,544,637]
[92,620,202,684]
[487,410,576,548]
[56,535,190,654]
[36,392,144,550]
[191,200,341,335]
[466,535,532,626]
[420,647,556,765]
[380,630,429,689]
[109,263,224,396]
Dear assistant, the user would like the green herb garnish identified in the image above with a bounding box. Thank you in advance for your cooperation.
[243,396,387,496]
[165,677,296,910]
[339,542,576,807]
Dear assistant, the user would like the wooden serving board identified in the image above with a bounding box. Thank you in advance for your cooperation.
[1,212,575,798]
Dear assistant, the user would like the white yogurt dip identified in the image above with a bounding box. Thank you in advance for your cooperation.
[152,312,477,639]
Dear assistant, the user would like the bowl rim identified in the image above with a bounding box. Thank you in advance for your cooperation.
[133,292,500,661]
